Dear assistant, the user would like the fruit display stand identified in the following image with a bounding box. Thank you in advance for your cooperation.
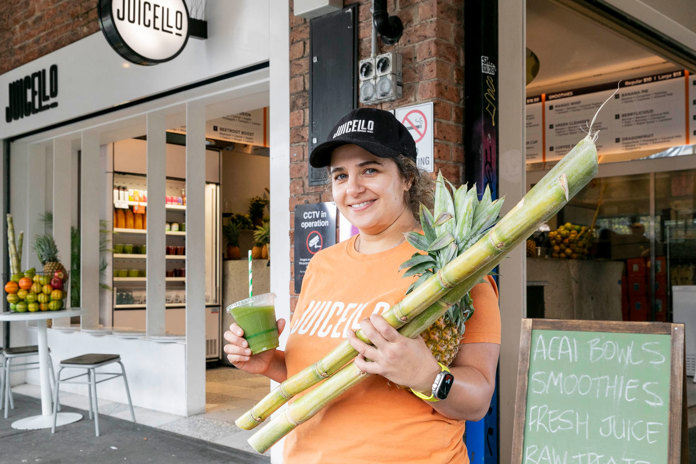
[0,308,84,429]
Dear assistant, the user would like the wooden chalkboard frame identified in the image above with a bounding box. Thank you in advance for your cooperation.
[511,318,686,464]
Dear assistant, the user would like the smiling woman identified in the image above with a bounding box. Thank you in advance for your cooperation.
[223,108,501,464]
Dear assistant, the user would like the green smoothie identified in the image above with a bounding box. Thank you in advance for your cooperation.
[229,304,279,354]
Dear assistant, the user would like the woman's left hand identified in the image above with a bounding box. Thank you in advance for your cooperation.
[348,314,439,393]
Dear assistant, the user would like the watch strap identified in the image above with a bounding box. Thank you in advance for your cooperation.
[410,363,450,402]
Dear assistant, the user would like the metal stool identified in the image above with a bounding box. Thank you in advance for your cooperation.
[1,345,57,418]
[51,354,135,436]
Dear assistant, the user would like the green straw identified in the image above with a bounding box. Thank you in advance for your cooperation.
[248,249,253,298]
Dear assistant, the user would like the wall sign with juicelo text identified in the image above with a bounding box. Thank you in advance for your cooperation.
[512,319,685,464]
[5,65,59,123]
[98,0,190,65]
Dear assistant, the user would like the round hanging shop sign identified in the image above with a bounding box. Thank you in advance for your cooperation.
[98,0,190,66]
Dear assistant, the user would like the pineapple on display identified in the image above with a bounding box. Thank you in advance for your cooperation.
[401,172,503,366]
[33,234,67,277]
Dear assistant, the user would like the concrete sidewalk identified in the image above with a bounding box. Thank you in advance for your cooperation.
[0,394,270,464]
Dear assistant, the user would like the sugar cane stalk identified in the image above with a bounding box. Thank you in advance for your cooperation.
[17,231,23,272]
[7,214,20,276]
[246,134,598,453]
[238,134,598,438]
[247,258,503,453]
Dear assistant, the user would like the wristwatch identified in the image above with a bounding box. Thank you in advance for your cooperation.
[410,363,454,402]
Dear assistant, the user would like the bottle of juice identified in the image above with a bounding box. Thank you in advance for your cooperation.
[134,212,143,230]
[142,210,147,230]
[116,208,126,229]
[125,208,135,229]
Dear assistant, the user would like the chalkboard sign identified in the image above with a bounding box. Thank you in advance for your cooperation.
[512,319,685,464]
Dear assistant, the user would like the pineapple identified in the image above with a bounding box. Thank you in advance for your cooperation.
[33,234,67,277]
[401,172,503,366]
[253,221,270,259]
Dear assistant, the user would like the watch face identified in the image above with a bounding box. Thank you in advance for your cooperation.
[435,372,454,400]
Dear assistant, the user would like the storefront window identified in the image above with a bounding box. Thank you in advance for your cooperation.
[526,168,696,323]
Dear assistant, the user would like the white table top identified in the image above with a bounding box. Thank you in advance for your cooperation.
[0,308,83,321]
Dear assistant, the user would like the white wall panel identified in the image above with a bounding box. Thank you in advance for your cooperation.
[185,101,206,415]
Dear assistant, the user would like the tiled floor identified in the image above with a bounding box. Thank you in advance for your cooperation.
[13,366,270,455]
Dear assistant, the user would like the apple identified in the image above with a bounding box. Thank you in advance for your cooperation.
[50,277,63,290]
[42,284,53,295]
[53,270,66,280]
[9,303,17,312]
[39,275,51,286]
[39,303,49,311]
[50,289,64,301]
[15,301,27,312]
[37,293,49,304]
[6,293,18,304]
[27,302,39,312]
[25,292,37,303]
[33,274,41,283]
[31,282,42,294]
[48,300,63,311]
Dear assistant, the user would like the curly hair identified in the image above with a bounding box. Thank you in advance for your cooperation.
[392,155,434,218]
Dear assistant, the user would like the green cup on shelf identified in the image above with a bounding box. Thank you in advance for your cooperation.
[113,244,124,254]
[123,244,134,254]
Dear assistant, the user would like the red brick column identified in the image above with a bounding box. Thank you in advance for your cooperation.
[288,0,465,307]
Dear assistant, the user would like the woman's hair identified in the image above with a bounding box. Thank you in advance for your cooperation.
[392,155,434,218]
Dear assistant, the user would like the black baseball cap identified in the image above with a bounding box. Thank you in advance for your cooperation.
[309,108,417,168]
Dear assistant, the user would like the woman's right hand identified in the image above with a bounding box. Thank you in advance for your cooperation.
[223,319,286,376]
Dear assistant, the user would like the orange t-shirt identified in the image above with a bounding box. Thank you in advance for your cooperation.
[283,235,501,464]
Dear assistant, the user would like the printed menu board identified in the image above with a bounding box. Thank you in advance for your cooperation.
[512,319,684,464]
[526,96,543,163]
[690,75,696,141]
[527,70,690,163]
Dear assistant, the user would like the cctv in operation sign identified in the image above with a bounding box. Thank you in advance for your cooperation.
[293,202,337,293]
[98,0,190,65]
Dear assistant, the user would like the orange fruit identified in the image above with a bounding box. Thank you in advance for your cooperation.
[4,281,18,294]
[18,277,33,290]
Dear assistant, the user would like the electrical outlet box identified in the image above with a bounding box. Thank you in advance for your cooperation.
[294,0,343,19]
[359,52,402,103]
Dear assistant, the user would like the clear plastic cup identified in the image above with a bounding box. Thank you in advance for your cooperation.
[226,293,278,355]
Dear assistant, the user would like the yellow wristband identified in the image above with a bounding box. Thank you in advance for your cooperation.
[410,363,450,402]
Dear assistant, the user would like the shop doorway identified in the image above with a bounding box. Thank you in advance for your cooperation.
[524,0,696,325]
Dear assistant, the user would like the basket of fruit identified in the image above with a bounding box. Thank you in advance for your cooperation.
[548,222,593,259]
[5,268,68,312]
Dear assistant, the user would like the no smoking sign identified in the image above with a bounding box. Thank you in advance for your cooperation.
[394,102,433,172]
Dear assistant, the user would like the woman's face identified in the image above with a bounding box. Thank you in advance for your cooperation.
[330,144,411,236]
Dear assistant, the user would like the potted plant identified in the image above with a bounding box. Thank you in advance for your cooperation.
[252,220,270,260]
[248,196,269,227]
[223,220,241,260]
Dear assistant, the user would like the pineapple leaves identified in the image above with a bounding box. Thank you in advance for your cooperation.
[433,212,453,228]
[454,186,477,241]
[419,204,437,243]
[399,253,435,271]
[404,231,430,252]
[403,261,434,277]
[433,172,455,237]
[427,232,455,252]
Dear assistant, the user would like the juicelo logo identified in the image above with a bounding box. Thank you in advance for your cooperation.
[98,0,190,65]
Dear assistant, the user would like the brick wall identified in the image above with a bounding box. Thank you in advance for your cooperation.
[288,0,466,308]
[0,0,97,75]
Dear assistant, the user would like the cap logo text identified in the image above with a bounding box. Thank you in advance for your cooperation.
[333,119,374,138]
